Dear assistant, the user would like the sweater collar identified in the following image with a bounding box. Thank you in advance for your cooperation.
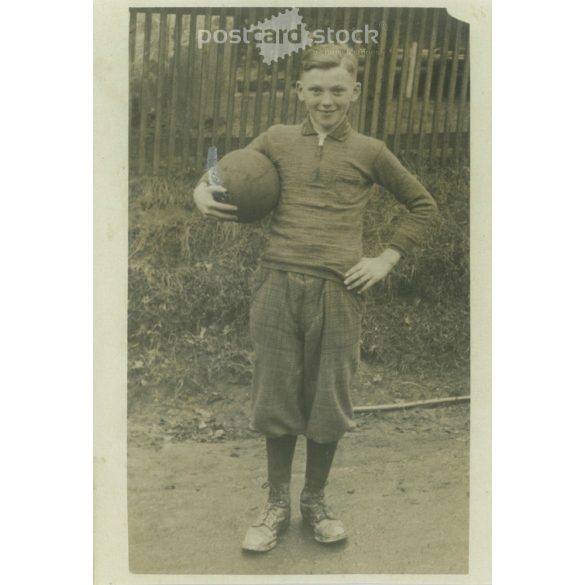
[301,115,352,142]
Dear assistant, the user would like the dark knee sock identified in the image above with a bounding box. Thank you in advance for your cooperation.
[266,435,297,485]
[305,438,338,491]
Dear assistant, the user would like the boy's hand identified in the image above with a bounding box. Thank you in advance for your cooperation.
[344,248,402,293]
[193,182,239,221]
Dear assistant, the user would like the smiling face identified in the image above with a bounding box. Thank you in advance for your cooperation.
[296,66,361,134]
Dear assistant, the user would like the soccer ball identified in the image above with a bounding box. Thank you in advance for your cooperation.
[214,149,281,223]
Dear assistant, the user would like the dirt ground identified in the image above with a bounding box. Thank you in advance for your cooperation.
[127,372,469,576]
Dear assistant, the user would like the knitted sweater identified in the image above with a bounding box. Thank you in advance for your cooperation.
[244,116,438,281]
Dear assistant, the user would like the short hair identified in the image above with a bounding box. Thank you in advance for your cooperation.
[300,43,358,79]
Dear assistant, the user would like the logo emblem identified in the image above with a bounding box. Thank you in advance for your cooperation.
[249,8,313,64]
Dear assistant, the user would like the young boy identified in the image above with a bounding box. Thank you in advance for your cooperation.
[193,43,438,552]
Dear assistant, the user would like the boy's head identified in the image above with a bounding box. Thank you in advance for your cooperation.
[300,43,359,79]
[296,44,361,133]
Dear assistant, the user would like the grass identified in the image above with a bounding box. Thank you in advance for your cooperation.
[127,161,469,407]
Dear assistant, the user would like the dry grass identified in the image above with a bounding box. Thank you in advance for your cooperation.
[128,162,469,405]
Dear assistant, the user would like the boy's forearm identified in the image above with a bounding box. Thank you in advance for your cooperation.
[388,190,439,256]
[373,145,440,256]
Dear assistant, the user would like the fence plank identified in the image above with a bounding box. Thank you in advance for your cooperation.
[370,8,389,138]
[282,43,295,125]
[190,14,204,165]
[252,52,265,137]
[441,19,462,165]
[129,10,137,73]
[129,10,138,160]
[167,12,183,171]
[253,8,270,138]
[356,7,372,133]
[393,8,415,153]
[316,7,326,29]
[153,10,168,174]
[454,31,470,159]
[138,10,152,174]
[343,7,351,32]
[267,60,279,128]
[175,14,190,169]
[211,9,227,149]
[417,8,440,164]
[430,11,451,160]
[405,9,428,155]
[195,10,212,170]
[239,8,256,146]
[293,50,303,123]
[381,9,402,143]
[345,9,360,129]
[225,9,241,152]
[181,10,197,166]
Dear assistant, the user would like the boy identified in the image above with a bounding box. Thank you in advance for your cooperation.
[193,44,438,552]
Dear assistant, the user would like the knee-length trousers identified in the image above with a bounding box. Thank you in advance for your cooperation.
[249,268,364,444]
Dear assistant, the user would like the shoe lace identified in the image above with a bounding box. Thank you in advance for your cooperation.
[256,482,289,527]
[302,488,335,522]
[261,481,289,506]
[258,503,287,527]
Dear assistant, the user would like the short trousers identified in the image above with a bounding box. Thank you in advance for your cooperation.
[249,267,364,444]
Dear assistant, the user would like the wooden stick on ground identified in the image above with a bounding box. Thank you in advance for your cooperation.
[354,395,470,413]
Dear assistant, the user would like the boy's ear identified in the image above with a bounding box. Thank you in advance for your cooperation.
[295,80,305,102]
[351,81,362,103]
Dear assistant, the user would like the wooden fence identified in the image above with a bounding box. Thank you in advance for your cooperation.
[129,7,469,177]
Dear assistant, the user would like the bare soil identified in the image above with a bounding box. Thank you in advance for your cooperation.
[127,368,469,575]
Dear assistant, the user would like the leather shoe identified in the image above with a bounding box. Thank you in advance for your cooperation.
[242,482,291,552]
[300,486,347,543]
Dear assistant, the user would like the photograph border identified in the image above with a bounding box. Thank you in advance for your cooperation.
[94,1,491,582]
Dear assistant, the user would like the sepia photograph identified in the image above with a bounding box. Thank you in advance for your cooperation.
[95,1,490,582]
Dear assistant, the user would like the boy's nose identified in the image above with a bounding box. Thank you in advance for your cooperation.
[320,93,333,107]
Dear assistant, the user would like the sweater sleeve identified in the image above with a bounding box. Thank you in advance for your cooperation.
[244,128,271,156]
[371,143,439,256]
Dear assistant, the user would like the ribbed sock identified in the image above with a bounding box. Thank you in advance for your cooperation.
[305,438,338,491]
[266,435,298,485]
